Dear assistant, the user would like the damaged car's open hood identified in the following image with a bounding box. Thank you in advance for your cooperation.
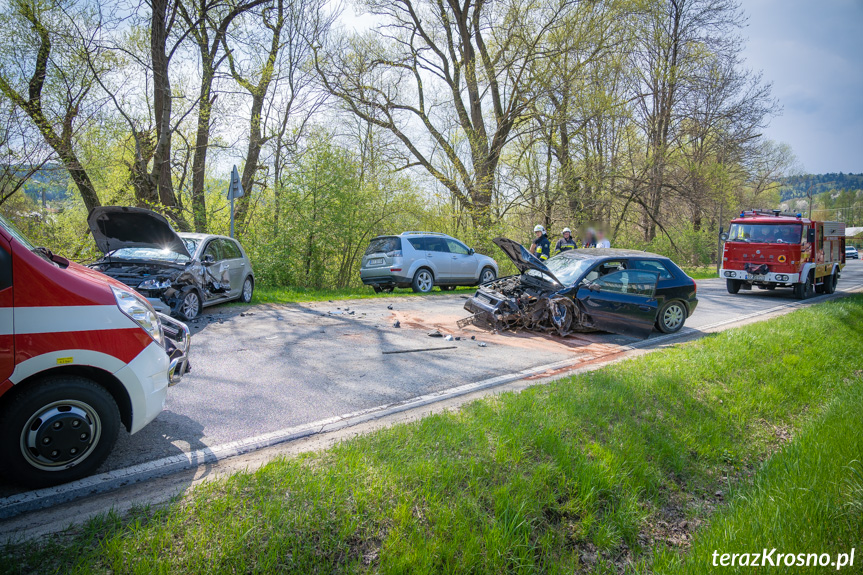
[88,206,191,258]
[493,237,561,285]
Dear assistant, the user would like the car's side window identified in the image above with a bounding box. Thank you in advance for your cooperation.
[425,237,450,252]
[445,239,470,255]
[220,239,242,259]
[407,238,426,250]
[203,240,223,263]
[630,259,673,280]
[593,270,658,297]
[583,260,625,283]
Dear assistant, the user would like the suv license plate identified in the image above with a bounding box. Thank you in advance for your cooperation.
[746,274,767,281]
[369,258,384,265]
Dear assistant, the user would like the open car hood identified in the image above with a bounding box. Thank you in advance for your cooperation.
[492,237,561,285]
[88,206,191,258]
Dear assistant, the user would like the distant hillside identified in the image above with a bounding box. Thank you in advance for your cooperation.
[779,173,863,201]
[20,163,71,203]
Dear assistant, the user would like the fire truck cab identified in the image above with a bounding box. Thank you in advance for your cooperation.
[720,210,845,299]
[0,214,190,487]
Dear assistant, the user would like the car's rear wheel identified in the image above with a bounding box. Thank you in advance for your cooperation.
[480,267,496,284]
[657,301,686,334]
[240,276,254,303]
[179,290,201,321]
[726,279,741,294]
[0,377,120,487]
[411,269,434,293]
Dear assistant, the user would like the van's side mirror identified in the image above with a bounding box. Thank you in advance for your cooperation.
[203,254,215,264]
[719,232,729,242]
[807,228,816,243]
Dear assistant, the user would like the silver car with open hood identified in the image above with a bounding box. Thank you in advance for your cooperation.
[88,206,255,320]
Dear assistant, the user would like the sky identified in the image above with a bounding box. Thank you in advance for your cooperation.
[741,0,863,174]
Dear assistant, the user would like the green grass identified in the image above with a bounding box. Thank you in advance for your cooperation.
[652,382,863,574]
[682,267,719,280]
[247,284,477,305]
[3,297,862,574]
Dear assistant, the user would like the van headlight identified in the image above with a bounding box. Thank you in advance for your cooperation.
[138,278,172,290]
[112,286,164,346]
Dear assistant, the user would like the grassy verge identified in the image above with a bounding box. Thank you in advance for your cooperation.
[653,381,863,574]
[3,297,862,574]
[682,267,719,280]
[247,285,476,305]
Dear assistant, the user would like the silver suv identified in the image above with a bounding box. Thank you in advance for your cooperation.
[361,232,499,293]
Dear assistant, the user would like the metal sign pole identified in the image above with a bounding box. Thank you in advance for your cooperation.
[230,194,235,238]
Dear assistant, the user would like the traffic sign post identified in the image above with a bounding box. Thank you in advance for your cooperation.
[228,165,244,238]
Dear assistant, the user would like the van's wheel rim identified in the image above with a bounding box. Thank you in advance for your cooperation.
[417,271,433,292]
[662,303,685,331]
[182,292,200,319]
[481,269,495,283]
[242,278,253,301]
[20,400,101,471]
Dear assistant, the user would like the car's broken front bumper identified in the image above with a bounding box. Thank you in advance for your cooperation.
[462,287,586,337]
[157,312,191,385]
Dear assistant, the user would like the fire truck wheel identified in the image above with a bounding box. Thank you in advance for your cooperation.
[794,274,815,300]
[726,279,741,294]
[0,377,120,488]
[657,301,687,333]
[823,272,837,295]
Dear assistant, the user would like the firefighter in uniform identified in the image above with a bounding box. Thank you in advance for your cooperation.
[530,224,551,261]
[555,227,578,254]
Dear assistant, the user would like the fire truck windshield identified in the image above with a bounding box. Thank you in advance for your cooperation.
[727,223,803,244]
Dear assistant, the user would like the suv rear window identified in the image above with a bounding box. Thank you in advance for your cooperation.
[365,237,402,255]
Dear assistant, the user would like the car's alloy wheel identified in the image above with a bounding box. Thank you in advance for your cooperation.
[0,377,120,487]
[412,269,434,293]
[241,277,254,303]
[480,267,496,284]
[657,301,686,333]
[181,291,201,320]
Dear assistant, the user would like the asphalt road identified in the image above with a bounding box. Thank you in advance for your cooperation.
[2,261,862,497]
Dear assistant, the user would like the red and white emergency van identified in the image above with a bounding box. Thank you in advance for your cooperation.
[0,214,190,487]
[720,210,845,299]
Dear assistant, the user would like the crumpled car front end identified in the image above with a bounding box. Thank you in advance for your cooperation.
[462,274,586,337]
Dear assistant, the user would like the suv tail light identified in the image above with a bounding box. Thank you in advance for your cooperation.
[386,250,402,257]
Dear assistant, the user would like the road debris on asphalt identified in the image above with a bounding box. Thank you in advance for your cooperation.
[428,330,443,337]
[382,346,457,355]
[393,320,401,328]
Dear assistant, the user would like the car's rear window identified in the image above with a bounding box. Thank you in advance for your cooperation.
[365,237,401,255]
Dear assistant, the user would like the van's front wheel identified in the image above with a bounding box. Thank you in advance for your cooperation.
[0,377,120,487]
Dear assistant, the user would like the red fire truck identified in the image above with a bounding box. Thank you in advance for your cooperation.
[720,210,845,299]
[0,214,190,487]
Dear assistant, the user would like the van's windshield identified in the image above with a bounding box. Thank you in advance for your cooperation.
[0,213,38,251]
